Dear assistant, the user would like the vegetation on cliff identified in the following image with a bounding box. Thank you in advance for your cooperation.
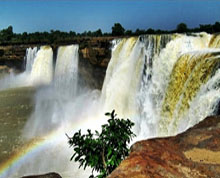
[67,110,136,178]
[1,22,220,45]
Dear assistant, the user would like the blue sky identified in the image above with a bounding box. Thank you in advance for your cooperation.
[0,0,220,33]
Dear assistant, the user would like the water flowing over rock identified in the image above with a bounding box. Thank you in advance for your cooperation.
[23,44,80,138]
[101,33,220,139]
[54,45,79,98]
[0,38,113,89]
[0,33,220,178]
[108,116,220,178]
[30,46,53,85]
[24,47,38,73]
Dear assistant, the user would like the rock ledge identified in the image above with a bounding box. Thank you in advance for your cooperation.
[108,116,220,178]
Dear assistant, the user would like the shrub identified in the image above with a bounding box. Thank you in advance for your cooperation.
[67,110,136,178]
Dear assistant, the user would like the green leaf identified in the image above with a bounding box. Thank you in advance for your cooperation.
[67,110,136,177]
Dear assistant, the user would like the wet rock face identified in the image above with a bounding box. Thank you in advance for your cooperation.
[77,37,113,89]
[108,116,220,178]
[21,172,62,178]
[0,45,28,70]
[78,56,107,89]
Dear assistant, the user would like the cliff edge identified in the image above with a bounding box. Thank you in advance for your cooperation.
[109,116,220,178]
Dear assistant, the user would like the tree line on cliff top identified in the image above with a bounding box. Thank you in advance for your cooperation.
[0,22,220,45]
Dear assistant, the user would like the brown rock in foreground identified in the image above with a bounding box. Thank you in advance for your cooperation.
[108,116,220,178]
[21,172,62,178]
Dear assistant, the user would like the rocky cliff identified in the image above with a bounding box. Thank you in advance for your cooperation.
[0,37,114,89]
[108,116,220,178]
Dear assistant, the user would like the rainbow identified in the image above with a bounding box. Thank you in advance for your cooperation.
[0,115,102,178]
[0,130,60,178]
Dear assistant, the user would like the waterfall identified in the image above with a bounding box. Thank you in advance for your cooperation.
[15,44,96,178]
[23,45,79,137]
[1,33,220,178]
[160,51,220,135]
[54,45,79,98]
[25,47,38,73]
[141,33,220,137]
[0,46,53,91]
[101,37,145,117]
[101,32,220,139]
[30,46,53,85]
[1,43,100,178]
[209,33,220,48]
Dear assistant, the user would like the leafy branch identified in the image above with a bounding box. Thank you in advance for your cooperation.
[67,110,136,178]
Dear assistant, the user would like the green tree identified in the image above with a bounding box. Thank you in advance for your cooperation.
[199,24,214,33]
[112,23,125,36]
[0,25,14,41]
[67,110,136,178]
[94,29,102,37]
[69,30,76,37]
[135,28,145,35]
[125,30,132,36]
[146,28,155,34]
[176,23,188,33]
[213,21,220,32]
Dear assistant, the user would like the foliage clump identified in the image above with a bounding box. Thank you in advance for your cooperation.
[67,110,136,178]
[112,23,125,36]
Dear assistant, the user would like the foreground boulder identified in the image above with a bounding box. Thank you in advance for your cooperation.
[21,172,62,178]
[108,116,220,178]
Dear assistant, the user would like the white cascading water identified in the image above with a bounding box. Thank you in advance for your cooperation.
[1,33,220,178]
[141,33,220,137]
[101,33,220,140]
[25,47,38,73]
[23,45,80,138]
[101,37,145,118]
[30,46,53,85]
[8,44,99,178]
[54,45,79,98]
[0,46,52,90]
